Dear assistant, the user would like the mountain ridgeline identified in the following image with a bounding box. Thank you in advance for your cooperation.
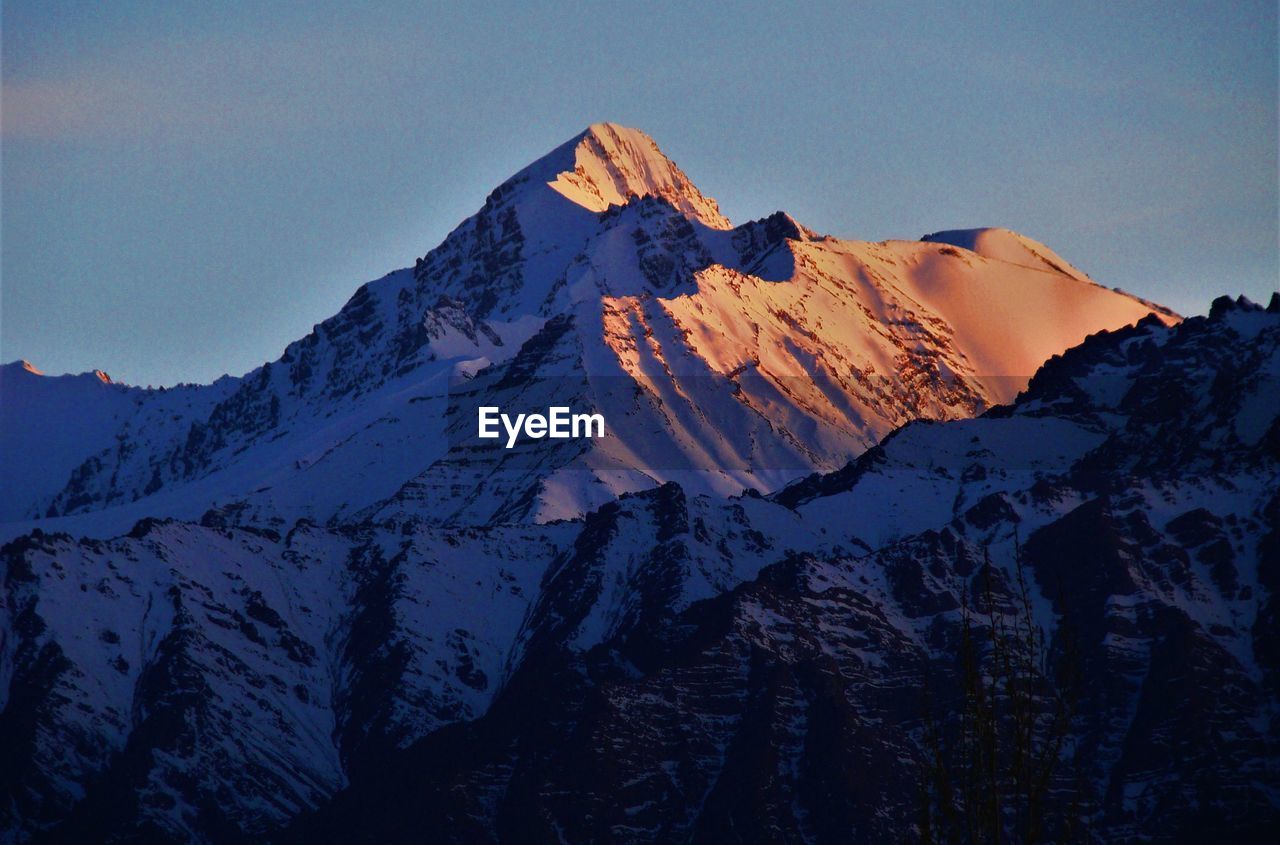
[2,125,1275,843]
[1,123,1173,531]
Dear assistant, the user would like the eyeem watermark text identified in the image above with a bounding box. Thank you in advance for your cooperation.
[478,406,606,448]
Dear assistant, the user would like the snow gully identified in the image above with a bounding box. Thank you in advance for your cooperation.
[478,406,606,448]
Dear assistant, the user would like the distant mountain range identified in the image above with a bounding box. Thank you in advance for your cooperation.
[2,124,1273,843]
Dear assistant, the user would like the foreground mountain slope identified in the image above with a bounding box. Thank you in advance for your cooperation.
[1,124,1173,533]
[4,295,1274,842]
[283,296,1279,844]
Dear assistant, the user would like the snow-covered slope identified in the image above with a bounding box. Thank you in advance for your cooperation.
[0,362,132,520]
[0,124,1174,535]
[4,296,1274,843]
[922,226,1094,280]
[284,295,1280,843]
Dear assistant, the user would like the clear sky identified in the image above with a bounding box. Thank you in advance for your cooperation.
[3,1,1276,387]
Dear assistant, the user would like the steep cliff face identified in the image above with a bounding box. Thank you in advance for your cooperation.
[3,296,1275,842]
[1,124,1171,534]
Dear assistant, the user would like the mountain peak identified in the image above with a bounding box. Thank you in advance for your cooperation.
[1,359,112,383]
[535,122,731,229]
[921,227,1093,281]
[3,359,45,376]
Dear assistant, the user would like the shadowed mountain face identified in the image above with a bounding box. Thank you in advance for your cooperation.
[3,125,1272,844]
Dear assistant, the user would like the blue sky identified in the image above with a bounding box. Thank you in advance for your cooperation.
[3,0,1276,386]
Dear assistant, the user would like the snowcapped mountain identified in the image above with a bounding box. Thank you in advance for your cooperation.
[3,294,1275,843]
[7,123,1270,843]
[1,123,1173,533]
[288,296,1275,843]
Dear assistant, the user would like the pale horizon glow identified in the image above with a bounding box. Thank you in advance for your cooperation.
[2,0,1276,386]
